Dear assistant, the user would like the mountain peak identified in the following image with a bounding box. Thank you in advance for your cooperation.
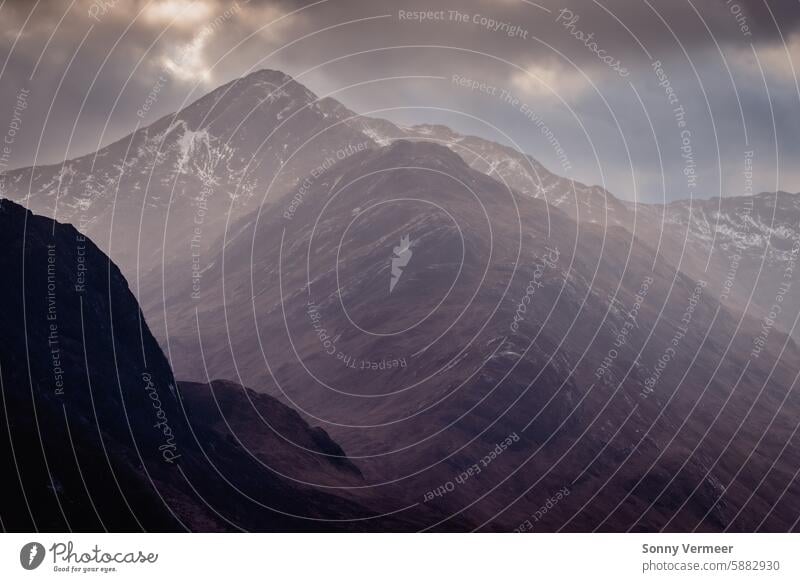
[236,68,316,99]
[239,68,296,86]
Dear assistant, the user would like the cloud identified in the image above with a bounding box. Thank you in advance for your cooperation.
[731,31,800,86]
[510,62,589,101]
[143,0,215,28]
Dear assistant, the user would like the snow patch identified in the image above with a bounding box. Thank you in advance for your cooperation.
[175,124,211,174]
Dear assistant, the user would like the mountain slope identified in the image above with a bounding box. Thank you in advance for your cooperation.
[320,91,800,346]
[156,140,800,531]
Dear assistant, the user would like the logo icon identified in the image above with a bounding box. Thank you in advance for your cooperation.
[20,542,45,570]
[390,235,413,294]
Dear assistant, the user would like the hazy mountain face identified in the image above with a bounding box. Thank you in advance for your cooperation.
[324,96,800,347]
[3,70,800,531]
[153,137,800,531]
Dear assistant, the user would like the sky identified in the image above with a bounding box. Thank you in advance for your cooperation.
[1,0,799,203]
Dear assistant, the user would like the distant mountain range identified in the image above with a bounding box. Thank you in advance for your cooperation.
[4,69,798,346]
[2,70,800,531]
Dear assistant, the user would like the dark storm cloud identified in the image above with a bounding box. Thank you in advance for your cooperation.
[0,0,798,200]
[737,0,800,38]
